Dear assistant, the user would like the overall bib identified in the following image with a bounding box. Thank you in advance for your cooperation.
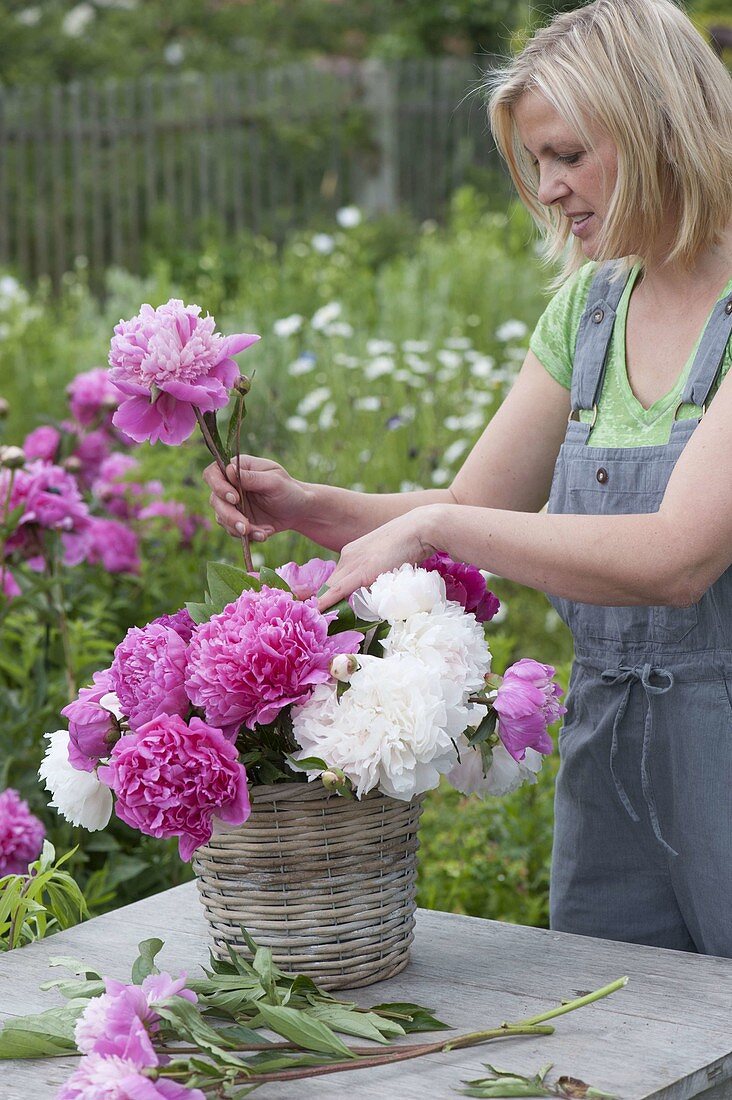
[547,263,732,956]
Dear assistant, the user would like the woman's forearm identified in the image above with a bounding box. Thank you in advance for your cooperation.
[427,503,701,607]
[295,482,457,553]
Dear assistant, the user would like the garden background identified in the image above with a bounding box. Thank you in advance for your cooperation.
[0,0,728,941]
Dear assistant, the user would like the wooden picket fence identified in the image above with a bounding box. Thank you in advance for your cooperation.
[0,58,500,287]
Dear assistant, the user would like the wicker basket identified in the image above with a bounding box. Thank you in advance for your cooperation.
[192,780,424,990]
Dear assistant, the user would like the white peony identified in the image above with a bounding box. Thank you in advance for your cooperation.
[351,564,446,623]
[291,653,460,800]
[38,731,113,830]
[448,736,543,798]
[336,205,362,228]
[385,601,491,695]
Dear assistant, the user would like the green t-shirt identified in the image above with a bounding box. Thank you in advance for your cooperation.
[529,262,732,447]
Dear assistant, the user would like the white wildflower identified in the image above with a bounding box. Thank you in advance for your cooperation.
[436,349,462,371]
[323,321,354,338]
[402,340,431,354]
[431,467,450,486]
[495,320,528,342]
[366,339,395,356]
[470,356,495,379]
[364,356,394,381]
[285,416,308,433]
[288,354,316,376]
[354,396,380,412]
[336,205,362,228]
[164,42,185,65]
[444,337,472,350]
[444,439,469,465]
[311,302,342,330]
[312,233,335,255]
[62,3,95,36]
[39,731,113,830]
[318,402,337,430]
[296,386,331,415]
[404,355,431,374]
[273,314,304,338]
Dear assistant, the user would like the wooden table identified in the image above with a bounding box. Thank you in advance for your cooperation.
[2,881,732,1099]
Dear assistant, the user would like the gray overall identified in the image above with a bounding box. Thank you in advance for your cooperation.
[547,263,732,956]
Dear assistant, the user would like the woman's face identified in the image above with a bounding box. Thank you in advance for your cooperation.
[513,91,618,259]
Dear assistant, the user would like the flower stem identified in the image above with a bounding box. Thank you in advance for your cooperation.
[44,537,76,701]
[194,406,253,572]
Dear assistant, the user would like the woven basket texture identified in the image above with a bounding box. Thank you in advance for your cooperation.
[192,780,424,990]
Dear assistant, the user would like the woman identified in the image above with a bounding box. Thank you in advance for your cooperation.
[206,0,732,955]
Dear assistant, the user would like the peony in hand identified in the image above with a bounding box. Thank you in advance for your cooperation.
[98,715,250,860]
[493,658,565,762]
[109,298,259,446]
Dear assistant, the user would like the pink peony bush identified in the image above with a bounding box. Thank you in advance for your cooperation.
[185,587,363,731]
[0,788,45,876]
[98,715,250,860]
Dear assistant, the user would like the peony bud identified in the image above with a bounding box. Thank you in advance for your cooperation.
[330,654,359,682]
[234,375,251,396]
[0,397,9,418]
[63,455,83,474]
[321,766,347,791]
[0,445,25,470]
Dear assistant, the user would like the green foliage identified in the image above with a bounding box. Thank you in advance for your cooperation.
[0,841,87,951]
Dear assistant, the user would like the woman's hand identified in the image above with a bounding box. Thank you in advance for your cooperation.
[317,506,443,612]
[203,454,311,542]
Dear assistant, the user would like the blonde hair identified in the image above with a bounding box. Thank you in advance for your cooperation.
[487,0,732,280]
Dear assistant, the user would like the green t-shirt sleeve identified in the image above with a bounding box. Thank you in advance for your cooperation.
[529,263,598,390]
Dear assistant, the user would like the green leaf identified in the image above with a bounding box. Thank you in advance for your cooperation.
[0,1003,84,1059]
[186,601,213,625]
[154,998,249,1068]
[257,566,292,592]
[285,754,328,773]
[207,562,243,607]
[252,1002,356,1058]
[209,562,260,596]
[307,1004,404,1043]
[131,937,163,984]
[468,708,498,747]
[47,956,102,981]
[369,1002,451,1032]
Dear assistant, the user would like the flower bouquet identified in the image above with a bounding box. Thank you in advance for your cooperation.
[39,298,565,988]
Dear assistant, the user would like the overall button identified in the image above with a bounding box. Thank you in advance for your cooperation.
[592,309,605,324]
[596,467,609,484]
[725,300,732,316]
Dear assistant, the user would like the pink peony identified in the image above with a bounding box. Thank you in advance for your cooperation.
[67,367,120,427]
[111,623,189,730]
[137,499,208,545]
[493,658,565,762]
[423,551,500,623]
[63,518,141,574]
[2,461,89,549]
[98,715,250,860]
[151,608,196,644]
[1,567,21,600]
[275,557,336,599]
[72,428,112,486]
[109,299,259,446]
[57,1052,204,1100]
[185,587,363,730]
[23,425,61,463]
[62,669,118,771]
[0,788,45,876]
[75,971,197,1064]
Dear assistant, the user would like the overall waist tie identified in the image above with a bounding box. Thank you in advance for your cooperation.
[600,662,677,857]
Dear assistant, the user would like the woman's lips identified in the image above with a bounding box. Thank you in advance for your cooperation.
[569,213,594,237]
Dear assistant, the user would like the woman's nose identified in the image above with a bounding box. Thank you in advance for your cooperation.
[537,166,571,207]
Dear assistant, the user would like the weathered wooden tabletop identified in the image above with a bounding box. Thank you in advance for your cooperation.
[2,880,732,1099]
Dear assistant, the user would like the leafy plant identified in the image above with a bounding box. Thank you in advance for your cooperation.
[0,841,87,951]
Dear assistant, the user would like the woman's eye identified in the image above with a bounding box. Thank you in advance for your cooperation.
[558,153,582,165]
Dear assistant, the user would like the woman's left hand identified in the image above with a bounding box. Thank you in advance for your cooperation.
[317,505,442,612]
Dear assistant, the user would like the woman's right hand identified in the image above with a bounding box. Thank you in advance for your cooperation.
[203,454,310,542]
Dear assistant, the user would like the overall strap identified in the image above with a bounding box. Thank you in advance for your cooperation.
[670,288,732,440]
[569,262,631,444]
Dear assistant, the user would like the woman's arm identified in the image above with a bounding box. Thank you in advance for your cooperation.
[206,350,570,549]
[319,362,732,611]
